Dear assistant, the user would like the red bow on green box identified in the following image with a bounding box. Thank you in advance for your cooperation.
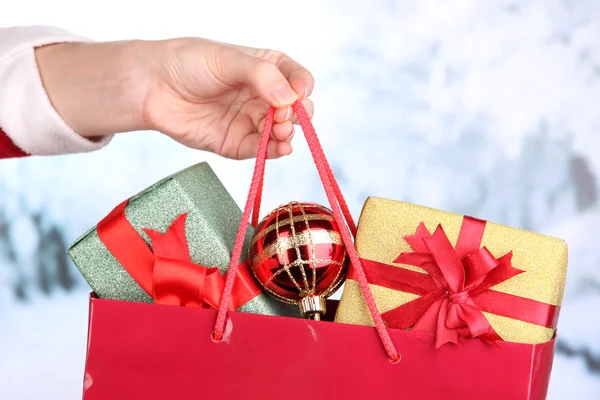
[350,216,560,348]
[97,200,261,310]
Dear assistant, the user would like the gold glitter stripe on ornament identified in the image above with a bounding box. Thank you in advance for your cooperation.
[250,213,335,247]
[298,202,317,293]
[251,229,344,268]
[290,202,311,292]
[262,258,345,303]
[258,203,330,222]
[274,203,303,293]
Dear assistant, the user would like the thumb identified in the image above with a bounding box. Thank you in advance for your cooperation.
[216,48,299,108]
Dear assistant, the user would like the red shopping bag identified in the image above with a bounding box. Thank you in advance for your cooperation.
[81,103,556,400]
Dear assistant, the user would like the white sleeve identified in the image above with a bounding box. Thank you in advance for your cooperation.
[0,26,112,156]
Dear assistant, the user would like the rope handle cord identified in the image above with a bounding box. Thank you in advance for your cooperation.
[212,101,400,362]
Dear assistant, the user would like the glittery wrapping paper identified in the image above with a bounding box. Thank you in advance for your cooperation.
[334,197,568,344]
[67,162,298,317]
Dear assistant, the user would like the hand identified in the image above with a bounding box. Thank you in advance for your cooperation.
[35,38,315,159]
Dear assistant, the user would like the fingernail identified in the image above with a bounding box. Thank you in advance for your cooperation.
[271,83,298,105]
[286,127,295,140]
[285,107,292,121]
[302,85,308,100]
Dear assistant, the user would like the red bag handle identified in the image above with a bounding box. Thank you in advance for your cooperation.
[213,102,400,362]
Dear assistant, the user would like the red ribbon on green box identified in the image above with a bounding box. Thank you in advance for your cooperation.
[97,200,261,310]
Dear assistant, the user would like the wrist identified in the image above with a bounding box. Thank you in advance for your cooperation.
[35,40,152,138]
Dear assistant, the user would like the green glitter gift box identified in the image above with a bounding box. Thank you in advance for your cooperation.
[67,162,297,316]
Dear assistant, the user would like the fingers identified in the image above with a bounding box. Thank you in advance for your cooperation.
[290,98,314,124]
[241,98,269,128]
[246,98,312,141]
[267,99,314,127]
[274,106,292,123]
[227,96,312,160]
[242,99,293,140]
[275,56,315,100]
[272,121,294,141]
[216,48,298,108]
[237,133,293,160]
[216,45,314,110]
[256,118,294,141]
[237,45,315,101]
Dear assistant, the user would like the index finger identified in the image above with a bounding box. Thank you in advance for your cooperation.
[233,44,315,100]
[274,55,314,100]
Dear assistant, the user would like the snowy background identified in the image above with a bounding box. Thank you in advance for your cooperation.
[1,0,600,398]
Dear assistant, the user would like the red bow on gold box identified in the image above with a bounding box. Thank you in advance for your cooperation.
[335,197,567,346]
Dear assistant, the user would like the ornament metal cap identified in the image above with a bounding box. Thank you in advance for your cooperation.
[299,295,326,321]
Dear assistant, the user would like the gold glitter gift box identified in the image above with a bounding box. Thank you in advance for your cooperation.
[67,162,297,317]
[335,197,568,344]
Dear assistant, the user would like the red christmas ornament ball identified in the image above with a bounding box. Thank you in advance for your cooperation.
[249,201,348,317]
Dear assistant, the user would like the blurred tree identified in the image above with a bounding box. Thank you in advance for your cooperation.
[0,205,76,302]
[570,154,597,211]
